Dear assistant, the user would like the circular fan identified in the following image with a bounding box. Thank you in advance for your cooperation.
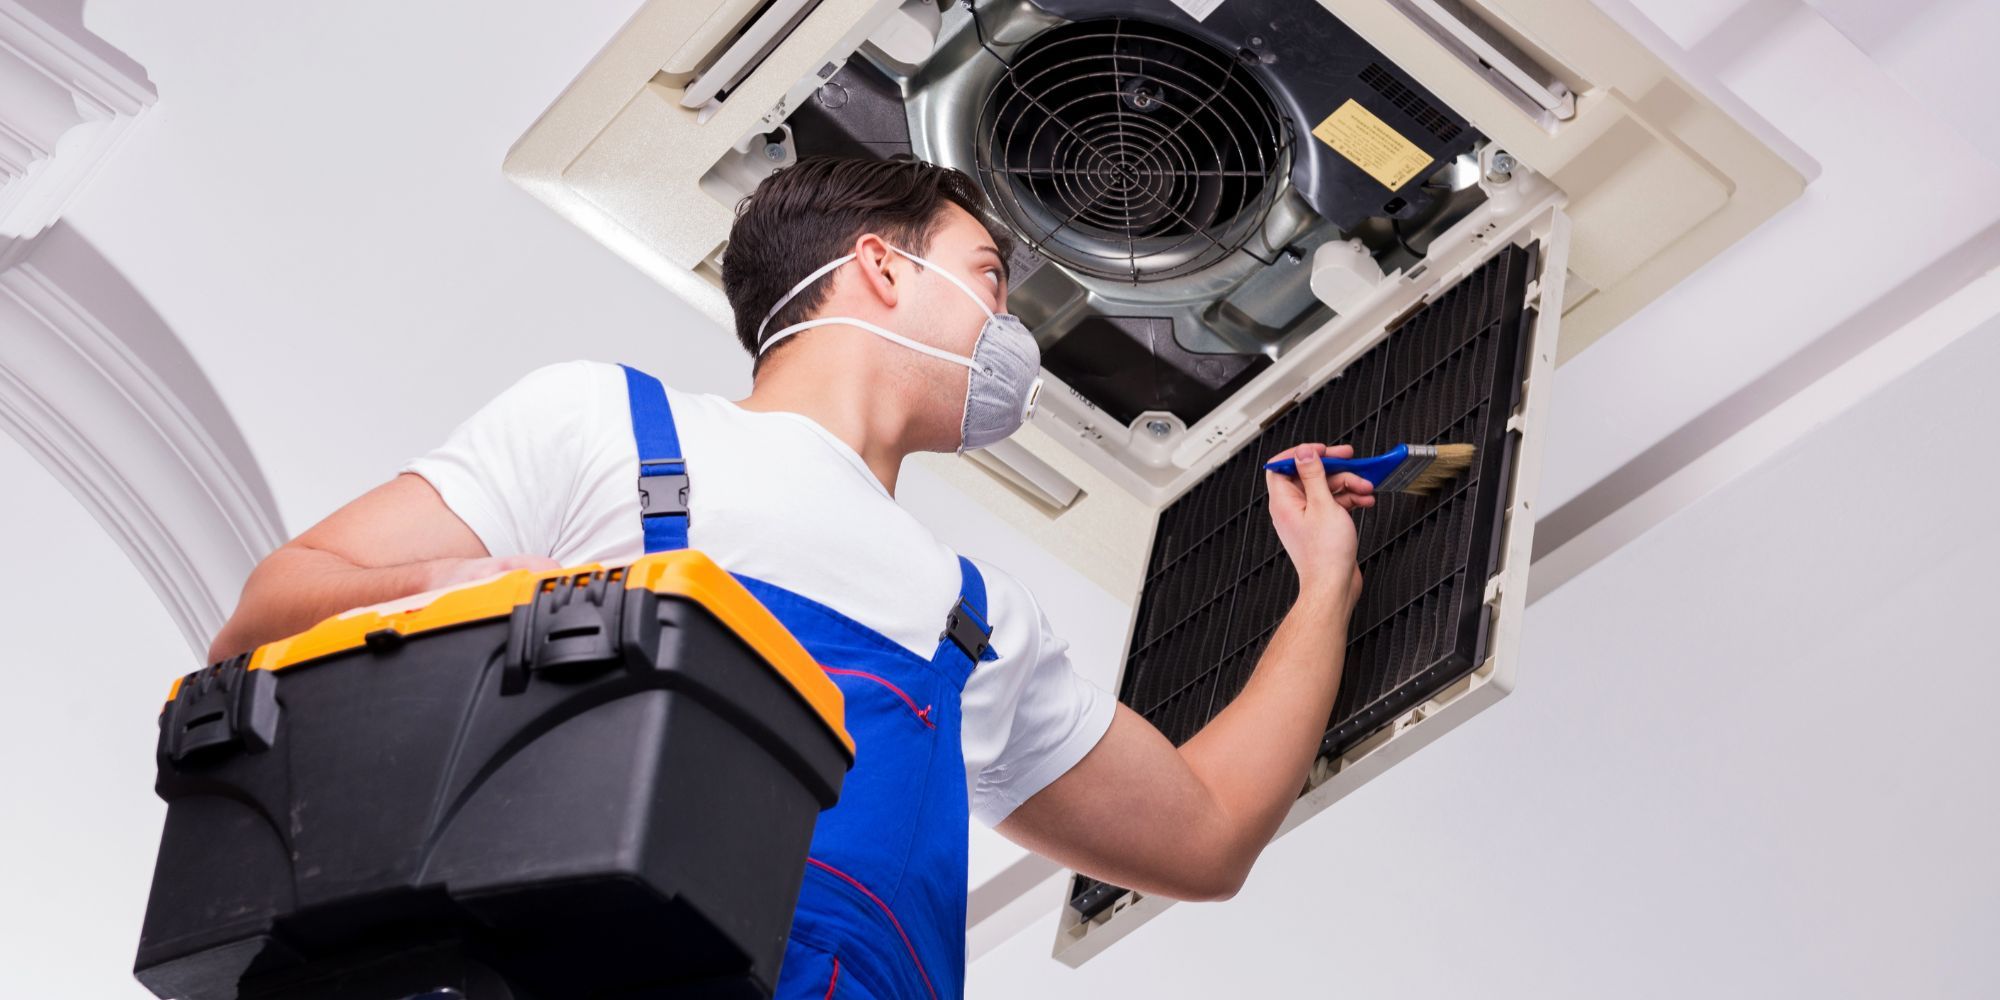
[974,18,1291,283]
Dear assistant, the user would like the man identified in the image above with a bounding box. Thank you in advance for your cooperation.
[208,155,1375,999]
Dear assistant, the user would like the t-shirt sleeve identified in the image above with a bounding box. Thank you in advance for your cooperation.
[962,561,1119,827]
[398,360,597,560]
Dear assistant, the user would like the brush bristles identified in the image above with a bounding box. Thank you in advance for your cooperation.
[1398,443,1477,495]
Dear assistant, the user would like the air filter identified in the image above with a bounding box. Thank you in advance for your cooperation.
[1069,243,1537,920]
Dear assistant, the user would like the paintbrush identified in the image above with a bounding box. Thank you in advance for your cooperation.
[1262,443,1477,495]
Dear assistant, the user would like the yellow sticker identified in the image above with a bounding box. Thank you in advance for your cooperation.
[1311,99,1434,191]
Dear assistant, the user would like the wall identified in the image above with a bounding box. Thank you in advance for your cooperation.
[0,433,176,998]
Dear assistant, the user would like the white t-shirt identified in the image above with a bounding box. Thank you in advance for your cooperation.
[399,359,1115,826]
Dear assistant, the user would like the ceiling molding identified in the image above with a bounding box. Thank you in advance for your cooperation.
[0,223,285,662]
[0,0,156,239]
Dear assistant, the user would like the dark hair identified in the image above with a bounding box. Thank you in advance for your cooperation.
[721,155,1015,370]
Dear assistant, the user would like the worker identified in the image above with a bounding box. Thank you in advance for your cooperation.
[206,155,1375,999]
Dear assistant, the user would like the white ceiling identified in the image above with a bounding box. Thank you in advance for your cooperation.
[0,0,1995,996]
[973,314,2000,999]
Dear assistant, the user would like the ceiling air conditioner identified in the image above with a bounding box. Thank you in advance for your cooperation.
[504,0,1806,964]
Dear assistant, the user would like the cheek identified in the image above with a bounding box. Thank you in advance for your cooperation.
[957,301,994,351]
[916,299,986,355]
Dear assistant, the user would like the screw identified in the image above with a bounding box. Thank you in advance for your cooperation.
[764,142,787,162]
[1146,419,1173,437]
[1486,151,1516,183]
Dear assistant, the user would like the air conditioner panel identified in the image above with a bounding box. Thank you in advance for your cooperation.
[1050,201,1565,964]
[1065,238,1536,921]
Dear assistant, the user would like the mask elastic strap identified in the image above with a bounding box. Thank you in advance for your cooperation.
[883,244,997,320]
[753,244,996,354]
[761,317,980,371]
[754,252,859,350]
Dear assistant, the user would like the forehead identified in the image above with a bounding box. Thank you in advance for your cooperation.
[930,202,994,250]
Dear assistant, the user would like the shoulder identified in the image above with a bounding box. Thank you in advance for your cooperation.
[502,360,641,433]
[458,359,627,426]
[961,556,1061,666]
[963,553,1022,599]
[963,556,1039,625]
[507,358,627,400]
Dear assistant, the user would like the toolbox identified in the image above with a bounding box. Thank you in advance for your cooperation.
[134,550,855,1000]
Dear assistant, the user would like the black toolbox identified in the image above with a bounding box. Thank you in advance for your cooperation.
[135,550,855,1000]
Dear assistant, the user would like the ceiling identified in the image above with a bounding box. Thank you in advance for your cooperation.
[0,0,1995,995]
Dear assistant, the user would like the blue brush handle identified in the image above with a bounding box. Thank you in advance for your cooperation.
[1263,444,1410,486]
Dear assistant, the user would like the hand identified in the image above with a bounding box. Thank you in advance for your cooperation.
[1265,443,1371,609]
[421,553,562,592]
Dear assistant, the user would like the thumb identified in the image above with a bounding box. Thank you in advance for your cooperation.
[1292,443,1331,510]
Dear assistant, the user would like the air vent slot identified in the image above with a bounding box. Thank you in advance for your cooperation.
[1359,62,1462,144]
[1069,243,1537,920]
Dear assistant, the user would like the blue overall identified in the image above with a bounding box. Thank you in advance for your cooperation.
[621,364,995,1000]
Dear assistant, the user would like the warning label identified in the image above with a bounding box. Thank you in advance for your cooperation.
[1311,99,1434,191]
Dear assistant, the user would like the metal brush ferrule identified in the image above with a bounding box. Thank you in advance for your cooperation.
[1377,444,1437,493]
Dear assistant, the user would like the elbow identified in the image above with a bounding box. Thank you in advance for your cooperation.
[1190,862,1249,903]
[1158,849,1252,903]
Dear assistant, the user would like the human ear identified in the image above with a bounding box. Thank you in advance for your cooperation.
[852,234,900,309]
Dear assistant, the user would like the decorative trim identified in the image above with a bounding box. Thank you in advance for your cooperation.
[0,0,156,238]
[0,224,285,661]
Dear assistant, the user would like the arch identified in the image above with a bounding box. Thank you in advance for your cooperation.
[0,224,285,661]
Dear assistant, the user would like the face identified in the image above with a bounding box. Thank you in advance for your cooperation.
[785,202,1014,450]
[889,202,1010,359]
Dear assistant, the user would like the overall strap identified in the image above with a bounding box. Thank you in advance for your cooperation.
[620,363,689,553]
[940,555,1000,665]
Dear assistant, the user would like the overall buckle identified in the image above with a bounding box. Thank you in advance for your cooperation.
[638,461,689,519]
[942,596,992,662]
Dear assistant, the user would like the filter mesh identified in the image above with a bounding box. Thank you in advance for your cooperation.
[1068,243,1537,920]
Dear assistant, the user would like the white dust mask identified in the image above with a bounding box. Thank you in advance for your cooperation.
[753,244,1044,453]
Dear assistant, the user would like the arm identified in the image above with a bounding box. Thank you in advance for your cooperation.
[995,442,1369,901]
[204,472,558,663]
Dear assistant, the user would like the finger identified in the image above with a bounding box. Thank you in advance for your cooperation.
[1292,442,1333,511]
[1336,491,1377,511]
[1265,444,1308,507]
[1331,473,1373,497]
[1326,443,1356,459]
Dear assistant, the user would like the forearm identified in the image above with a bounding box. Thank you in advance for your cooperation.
[1176,587,1350,883]
[206,546,450,663]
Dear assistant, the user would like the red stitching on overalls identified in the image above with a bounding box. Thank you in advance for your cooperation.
[820,666,937,729]
[825,956,840,999]
[805,857,939,1000]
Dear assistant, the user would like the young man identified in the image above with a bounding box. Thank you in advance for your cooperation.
[208,155,1374,999]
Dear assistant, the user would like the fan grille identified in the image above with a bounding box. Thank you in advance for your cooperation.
[974,19,1291,283]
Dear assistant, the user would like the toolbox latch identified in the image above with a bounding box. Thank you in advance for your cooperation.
[503,573,627,694]
[160,655,281,764]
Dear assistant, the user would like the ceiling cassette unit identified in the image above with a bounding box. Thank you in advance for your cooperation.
[504,0,1807,964]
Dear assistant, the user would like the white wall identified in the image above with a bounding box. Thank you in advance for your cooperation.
[971,317,2000,997]
[0,432,175,999]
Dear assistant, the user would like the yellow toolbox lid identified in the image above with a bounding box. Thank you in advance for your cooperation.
[174,550,852,757]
